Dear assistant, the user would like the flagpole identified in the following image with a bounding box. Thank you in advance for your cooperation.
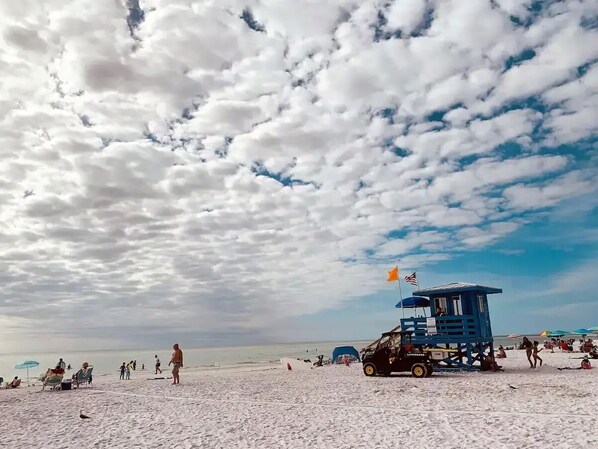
[398,275,404,319]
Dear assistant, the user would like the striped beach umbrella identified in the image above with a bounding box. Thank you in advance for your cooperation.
[539,331,550,337]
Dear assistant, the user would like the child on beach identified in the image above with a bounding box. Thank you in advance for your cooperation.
[533,341,543,367]
[119,362,126,380]
[155,355,162,374]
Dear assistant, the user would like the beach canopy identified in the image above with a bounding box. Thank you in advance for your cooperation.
[395,296,430,308]
[331,346,360,363]
[15,360,40,386]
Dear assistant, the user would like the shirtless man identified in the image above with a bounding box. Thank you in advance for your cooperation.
[169,343,183,385]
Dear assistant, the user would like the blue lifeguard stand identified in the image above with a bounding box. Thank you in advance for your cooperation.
[397,282,502,370]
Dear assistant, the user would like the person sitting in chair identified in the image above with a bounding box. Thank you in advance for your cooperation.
[73,362,92,388]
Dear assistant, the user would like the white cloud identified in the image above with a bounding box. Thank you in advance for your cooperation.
[384,0,428,35]
[0,0,596,350]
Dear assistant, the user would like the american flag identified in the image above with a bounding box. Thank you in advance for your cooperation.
[405,272,417,286]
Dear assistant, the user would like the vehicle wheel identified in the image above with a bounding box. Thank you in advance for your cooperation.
[363,363,377,377]
[411,363,428,378]
[425,365,434,377]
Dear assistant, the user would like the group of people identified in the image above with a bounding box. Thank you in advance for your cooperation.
[119,344,183,385]
[119,360,146,380]
[505,336,594,370]
[520,337,544,368]
[40,358,92,388]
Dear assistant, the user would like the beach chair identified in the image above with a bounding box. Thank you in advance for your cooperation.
[74,366,93,388]
[42,371,64,391]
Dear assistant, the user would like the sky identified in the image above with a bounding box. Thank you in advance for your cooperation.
[0,0,597,353]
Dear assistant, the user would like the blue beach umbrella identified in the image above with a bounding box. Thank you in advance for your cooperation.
[572,328,591,335]
[15,360,39,386]
[548,330,568,337]
[395,296,430,308]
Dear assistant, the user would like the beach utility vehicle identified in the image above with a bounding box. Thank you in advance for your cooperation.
[361,331,438,378]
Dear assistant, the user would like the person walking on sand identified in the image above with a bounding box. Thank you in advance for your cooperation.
[522,337,534,368]
[169,343,183,385]
[119,362,126,380]
[155,355,162,374]
[533,341,543,367]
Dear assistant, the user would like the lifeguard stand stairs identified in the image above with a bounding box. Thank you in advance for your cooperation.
[400,282,502,371]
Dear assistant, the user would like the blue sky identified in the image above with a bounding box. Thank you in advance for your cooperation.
[289,195,598,340]
[0,0,597,352]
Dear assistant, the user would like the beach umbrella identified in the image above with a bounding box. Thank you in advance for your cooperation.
[572,328,591,335]
[589,326,598,331]
[548,331,567,337]
[539,331,550,337]
[15,360,39,386]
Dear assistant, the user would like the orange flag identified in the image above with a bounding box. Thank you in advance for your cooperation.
[387,266,399,282]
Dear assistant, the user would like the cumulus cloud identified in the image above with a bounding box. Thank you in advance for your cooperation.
[0,0,596,350]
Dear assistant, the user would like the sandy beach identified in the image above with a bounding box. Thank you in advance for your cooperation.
[1,349,596,449]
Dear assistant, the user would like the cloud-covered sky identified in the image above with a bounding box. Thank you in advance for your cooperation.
[1,0,597,352]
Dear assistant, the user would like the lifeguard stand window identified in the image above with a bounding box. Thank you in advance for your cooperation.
[452,296,463,315]
[434,297,447,313]
[477,294,485,313]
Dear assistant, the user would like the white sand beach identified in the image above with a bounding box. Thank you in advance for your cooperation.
[2,350,596,449]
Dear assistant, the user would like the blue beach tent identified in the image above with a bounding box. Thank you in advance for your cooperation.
[331,346,360,363]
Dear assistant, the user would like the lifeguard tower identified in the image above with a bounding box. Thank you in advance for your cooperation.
[397,282,502,370]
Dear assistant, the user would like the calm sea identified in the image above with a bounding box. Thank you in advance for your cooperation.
[0,340,369,382]
[0,336,528,382]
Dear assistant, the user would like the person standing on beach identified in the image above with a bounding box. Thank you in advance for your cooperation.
[533,341,543,367]
[126,361,132,379]
[155,355,162,374]
[119,362,126,380]
[169,343,183,385]
[56,358,66,370]
[522,337,534,368]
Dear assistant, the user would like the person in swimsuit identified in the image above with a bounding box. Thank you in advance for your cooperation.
[169,343,183,385]
[522,337,533,368]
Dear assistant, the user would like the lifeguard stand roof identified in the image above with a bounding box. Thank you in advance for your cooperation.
[413,282,502,296]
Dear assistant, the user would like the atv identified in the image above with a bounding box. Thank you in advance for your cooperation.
[361,331,435,378]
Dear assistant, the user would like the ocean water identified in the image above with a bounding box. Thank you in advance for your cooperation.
[0,335,545,383]
[0,341,369,382]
